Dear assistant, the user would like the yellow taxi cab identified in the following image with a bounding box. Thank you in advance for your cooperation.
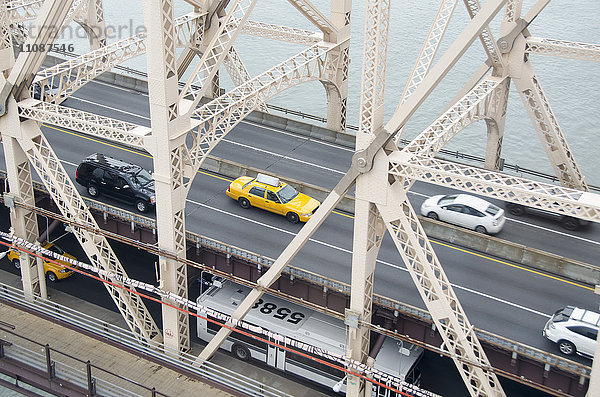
[7,242,77,282]
[226,173,320,223]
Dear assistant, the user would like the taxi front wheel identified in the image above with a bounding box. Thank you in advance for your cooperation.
[286,212,299,224]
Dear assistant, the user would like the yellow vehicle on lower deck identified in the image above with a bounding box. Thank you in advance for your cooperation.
[7,242,77,282]
[226,173,320,223]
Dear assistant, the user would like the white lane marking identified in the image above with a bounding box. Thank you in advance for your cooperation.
[222,140,346,175]
[67,96,150,121]
[186,197,552,318]
[69,87,600,246]
[506,217,600,246]
[83,80,355,153]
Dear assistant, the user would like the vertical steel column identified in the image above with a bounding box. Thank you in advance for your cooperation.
[0,93,41,299]
[143,0,190,353]
[345,0,390,395]
[325,0,351,132]
[84,0,107,50]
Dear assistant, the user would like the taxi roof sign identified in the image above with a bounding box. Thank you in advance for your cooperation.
[256,173,280,187]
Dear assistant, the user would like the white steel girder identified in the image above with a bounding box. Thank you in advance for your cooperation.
[79,0,107,50]
[182,42,339,191]
[0,92,42,299]
[463,0,504,70]
[403,76,503,156]
[345,0,389,394]
[286,0,337,40]
[0,1,14,71]
[17,98,150,148]
[240,18,321,45]
[33,12,205,104]
[525,37,600,63]
[15,119,162,342]
[396,0,458,117]
[178,0,258,116]
[511,58,587,190]
[376,178,503,396]
[142,0,190,353]
[389,154,600,222]
[5,0,44,24]
[223,46,268,112]
[197,5,510,397]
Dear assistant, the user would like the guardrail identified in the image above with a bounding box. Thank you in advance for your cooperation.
[0,282,291,397]
[0,323,169,397]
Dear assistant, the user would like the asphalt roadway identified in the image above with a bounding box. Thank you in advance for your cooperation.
[1,79,598,367]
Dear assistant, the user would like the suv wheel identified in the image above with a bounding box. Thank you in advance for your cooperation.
[558,340,576,355]
[561,217,579,231]
[87,184,100,197]
[12,258,20,269]
[136,200,149,213]
[508,204,525,216]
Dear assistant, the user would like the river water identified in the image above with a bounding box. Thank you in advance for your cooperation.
[49,1,600,184]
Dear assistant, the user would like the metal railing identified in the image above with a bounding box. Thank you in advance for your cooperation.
[0,283,292,397]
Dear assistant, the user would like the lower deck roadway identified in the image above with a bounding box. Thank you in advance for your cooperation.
[0,269,330,397]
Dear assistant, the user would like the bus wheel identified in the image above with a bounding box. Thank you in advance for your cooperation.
[232,344,250,361]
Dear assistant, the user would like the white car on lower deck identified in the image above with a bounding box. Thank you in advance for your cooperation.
[420,193,505,234]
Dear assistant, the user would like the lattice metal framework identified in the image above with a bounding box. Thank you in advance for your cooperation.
[2,0,600,395]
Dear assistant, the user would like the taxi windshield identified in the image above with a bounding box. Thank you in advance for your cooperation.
[278,185,298,203]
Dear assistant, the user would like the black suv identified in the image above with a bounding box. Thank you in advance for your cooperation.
[76,153,156,213]
[504,202,588,231]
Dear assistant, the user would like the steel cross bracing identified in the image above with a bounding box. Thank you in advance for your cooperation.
[0,0,163,345]
[31,12,206,104]
[345,0,390,394]
[178,0,258,116]
[6,0,44,24]
[182,41,339,191]
[525,37,600,62]
[240,18,321,45]
[286,0,337,39]
[198,2,511,397]
[17,98,150,148]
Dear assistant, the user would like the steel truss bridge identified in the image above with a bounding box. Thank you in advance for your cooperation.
[1,1,600,396]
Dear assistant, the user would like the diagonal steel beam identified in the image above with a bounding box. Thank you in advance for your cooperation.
[183,42,337,192]
[16,118,162,342]
[178,0,257,116]
[403,76,504,156]
[17,98,149,149]
[286,0,337,39]
[525,37,600,62]
[389,154,600,221]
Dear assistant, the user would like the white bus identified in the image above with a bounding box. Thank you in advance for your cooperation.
[196,277,425,395]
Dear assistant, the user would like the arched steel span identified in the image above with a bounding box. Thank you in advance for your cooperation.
[1,1,600,396]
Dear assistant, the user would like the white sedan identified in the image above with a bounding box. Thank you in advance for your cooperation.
[420,194,505,234]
